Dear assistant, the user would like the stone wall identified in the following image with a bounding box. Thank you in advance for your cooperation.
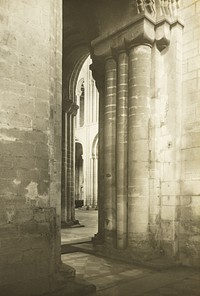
[179,0,200,266]
[149,19,183,259]
[149,0,200,265]
[0,0,62,294]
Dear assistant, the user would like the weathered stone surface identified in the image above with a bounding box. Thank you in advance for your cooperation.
[0,0,62,294]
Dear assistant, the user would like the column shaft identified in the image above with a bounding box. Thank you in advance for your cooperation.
[128,45,151,243]
[61,112,67,222]
[116,52,128,249]
[67,114,72,221]
[104,57,117,244]
[70,115,75,221]
[97,85,105,240]
[90,157,94,206]
[93,157,98,207]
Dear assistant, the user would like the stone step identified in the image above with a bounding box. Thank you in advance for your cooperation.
[41,278,96,296]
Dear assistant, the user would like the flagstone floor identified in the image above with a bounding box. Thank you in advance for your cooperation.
[62,251,200,296]
[61,209,200,296]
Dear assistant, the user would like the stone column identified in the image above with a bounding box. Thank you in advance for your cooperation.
[61,101,78,227]
[93,156,98,207]
[104,57,117,245]
[90,156,94,206]
[97,85,105,241]
[66,113,72,222]
[61,111,72,226]
[70,114,76,221]
[128,44,152,245]
[116,51,128,249]
[90,62,105,242]
[61,111,68,222]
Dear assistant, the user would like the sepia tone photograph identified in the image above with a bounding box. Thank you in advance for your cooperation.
[0,0,200,295]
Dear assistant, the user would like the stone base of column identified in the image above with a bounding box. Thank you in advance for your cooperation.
[92,232,104,244]
[128,235,158,261]
[93,235,180,267]
[61,219,85,228]
[93,242,179,270]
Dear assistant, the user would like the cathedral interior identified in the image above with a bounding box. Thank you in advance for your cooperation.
[1,0,200,295]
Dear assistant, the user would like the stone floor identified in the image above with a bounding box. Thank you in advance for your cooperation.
[61,208,98,244]
[61,209,200,295]
[62,251,200,296]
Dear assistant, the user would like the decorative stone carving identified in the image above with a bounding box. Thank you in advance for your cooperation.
[136,0,181,17]
[136,0,155,15]
[159,0,181,17]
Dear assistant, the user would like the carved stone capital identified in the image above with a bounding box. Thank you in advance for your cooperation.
[91,13,155,60]
[91,6,183,61]
[155,19,171,51]
[155,18,184,51]
[64,100,79,116]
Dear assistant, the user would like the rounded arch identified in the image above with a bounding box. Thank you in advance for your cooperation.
[68,52,89,103]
